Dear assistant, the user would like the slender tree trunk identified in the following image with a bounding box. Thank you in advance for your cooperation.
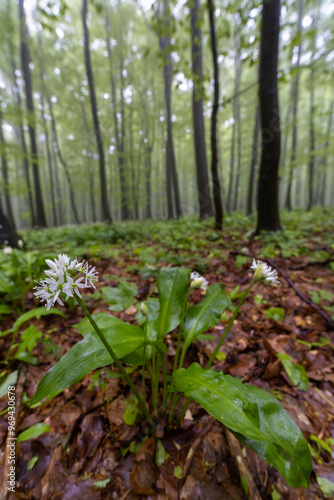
[0,202,19,247]
[307,65,316,211]
[285,0,303,211]
[144,146,153,219]
[49,101,80,225]
[156,0,182,219]
[129,102,139,219]
[0,110,15,229]
[233,30,242,212]
[19,0,47,227]
[227,27,241,213]
[246,105,260,216]
[255,0,282,234]
[319,100,333,206]
[190,0,213,219]
[82,0,112,223]
[39,93,57,226]
[207,0,223,229]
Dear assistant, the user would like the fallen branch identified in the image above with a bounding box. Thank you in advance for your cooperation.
[230,250,334,329]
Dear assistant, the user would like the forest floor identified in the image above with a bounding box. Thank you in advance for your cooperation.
[0,211,334,499]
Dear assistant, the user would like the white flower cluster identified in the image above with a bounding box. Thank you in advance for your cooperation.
[250,259,280,284]
[190,271,209,292]
[34,254,98,310]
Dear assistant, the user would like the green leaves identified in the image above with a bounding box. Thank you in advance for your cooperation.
[31,313,145,405]
[17,423,51,442]
[101,281,138,311]
[183,283,229,353]
[276,353,309,391]
[13,307,65,334]
[172,363,312,488]
[157,267,190,336]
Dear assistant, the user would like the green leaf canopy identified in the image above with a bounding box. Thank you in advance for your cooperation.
[172,363,312,488]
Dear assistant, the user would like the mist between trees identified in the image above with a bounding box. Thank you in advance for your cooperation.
[0,0,333,235]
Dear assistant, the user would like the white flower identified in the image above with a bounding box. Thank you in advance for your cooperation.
[34,254,98,309]
[18,239,23,249]
[190,271,209,292]
[250,259,279,284]
[3,246,13,255]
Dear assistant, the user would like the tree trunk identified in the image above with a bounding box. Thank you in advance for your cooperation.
[49,101,80,225]
[0,110,16,229]
[319,100,333,206]
[156,0,182,219]
[39,93,57,226]
[255,0,282,234]
[207,0,223,230]
[246,105,260,216]
[0,202,19,248]
[82,0,112,223]
[284,0,303,211]
[233,28,242,212]
[19,0,47,228]
[307,66,316,211]
[190,0,213,219]
[227,27,241,214]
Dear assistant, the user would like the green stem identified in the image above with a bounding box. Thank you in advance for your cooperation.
[74,293,154,430]
[161,351,168,415]
[175,398,191,427]
[205,281,255,369]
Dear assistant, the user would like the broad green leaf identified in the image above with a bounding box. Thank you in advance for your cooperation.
[157,267,190,335]
[13,307,65,334]
[27,455,39,471]
[14,352,39,365]
[17,423,51,442]
[74,312,127,337]
[276,353,309,391]
[172,363,312,488]
[101,281,137,311]
[0,370,18,399]
[183,284,229,353]
[17,325,42,354]
[31,315,145,405]
[0,271,13,293]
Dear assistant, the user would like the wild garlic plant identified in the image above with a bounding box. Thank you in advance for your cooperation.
[31,255,311,489]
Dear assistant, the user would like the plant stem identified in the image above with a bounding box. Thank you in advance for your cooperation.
[74,293,154,430]
[142,320,148,400]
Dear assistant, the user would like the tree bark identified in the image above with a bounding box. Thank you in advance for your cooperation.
[307,65,316,211]
[0,110,16,229]
[156,0,182,219]
[319,100,333,206]
[49,101,80,225]
[190,0,213,219]
[82,0,112,223]
[255,0,282,234]
[246,105,260,216]
[207,0,223,230]
[284,0,303,211]
[19,0,47,228]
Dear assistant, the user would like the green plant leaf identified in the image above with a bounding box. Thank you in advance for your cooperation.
[183,283,229,353]
[156,439,170,467]
[173,465,183,479]
[123,394,142,425]
[157,267,190,336]
[276,353,309,391]
[265,307,285,322]
[74,312,128,336]
[316,476,334,498]
[101,281,138,311]
[0,305,12,315]
[172,363,312,488]
[13,307,65,334]
[0,370,18,399]
[17,423,51,442]
[27,455,39,471]
[30,314,145,405]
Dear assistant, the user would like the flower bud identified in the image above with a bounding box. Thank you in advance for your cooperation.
[140,303,148,316]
